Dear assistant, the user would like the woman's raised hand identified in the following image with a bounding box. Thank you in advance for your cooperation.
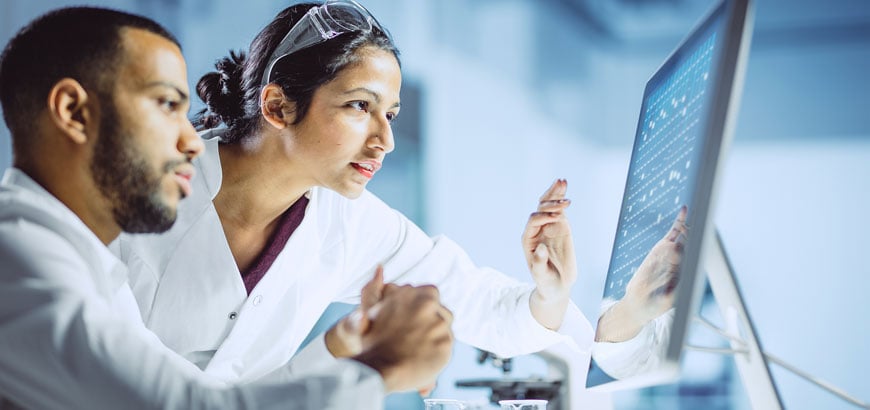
[522,179,578,330]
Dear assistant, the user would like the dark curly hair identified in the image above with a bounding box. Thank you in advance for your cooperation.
[194,2,400,144]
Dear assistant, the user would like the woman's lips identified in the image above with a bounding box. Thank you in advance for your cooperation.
[351,160,381,179]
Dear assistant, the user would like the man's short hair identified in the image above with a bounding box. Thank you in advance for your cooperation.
[0,7,180,150]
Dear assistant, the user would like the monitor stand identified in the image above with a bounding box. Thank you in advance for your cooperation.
[685,230,869,410]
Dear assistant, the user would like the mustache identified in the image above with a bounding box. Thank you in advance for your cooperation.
[162,158,192,174]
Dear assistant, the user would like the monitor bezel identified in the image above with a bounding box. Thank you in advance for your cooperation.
[586,0,753,392]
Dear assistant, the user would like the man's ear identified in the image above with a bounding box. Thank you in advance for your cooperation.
[260,84,297,130]
[47,78,92,145]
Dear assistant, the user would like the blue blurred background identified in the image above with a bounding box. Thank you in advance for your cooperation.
[2,1,868,409]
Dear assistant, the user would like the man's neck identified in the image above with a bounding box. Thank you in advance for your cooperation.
[20,161,121,246]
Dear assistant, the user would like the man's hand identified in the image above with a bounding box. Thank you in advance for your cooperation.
[325,266,385,358]
[351,284,454,393]
[522,179,577,330]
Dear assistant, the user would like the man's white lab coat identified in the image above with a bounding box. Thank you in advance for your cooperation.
[0,168,386,409]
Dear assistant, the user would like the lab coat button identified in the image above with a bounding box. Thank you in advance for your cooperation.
[252,295,263,306]
[228,311,238,320]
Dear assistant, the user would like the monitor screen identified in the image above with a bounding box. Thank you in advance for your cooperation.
[586,0,753,391]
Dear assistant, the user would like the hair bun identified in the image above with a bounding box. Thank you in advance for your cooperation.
[195,51,246,129]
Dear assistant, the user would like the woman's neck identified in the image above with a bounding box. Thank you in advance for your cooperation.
[213,134,309,228]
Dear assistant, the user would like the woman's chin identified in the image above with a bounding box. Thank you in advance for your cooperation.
[330,184,365,200]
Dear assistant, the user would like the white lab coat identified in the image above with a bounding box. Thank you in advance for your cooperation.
[115,130,594,383]
[0,168,386,410]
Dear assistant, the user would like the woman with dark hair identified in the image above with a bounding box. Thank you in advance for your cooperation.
[116,0,593,388]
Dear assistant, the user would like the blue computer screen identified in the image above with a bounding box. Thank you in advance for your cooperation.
[604,30,720,302]
[587,4,731,388]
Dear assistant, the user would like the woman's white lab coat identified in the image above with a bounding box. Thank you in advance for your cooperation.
[114,130,593,383]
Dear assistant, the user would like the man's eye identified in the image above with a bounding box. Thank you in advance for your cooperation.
[386,112,398,123]
[348,101,369,112]
[158,97,180,112]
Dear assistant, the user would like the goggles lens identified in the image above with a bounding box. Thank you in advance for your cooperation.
[261,0,389,86]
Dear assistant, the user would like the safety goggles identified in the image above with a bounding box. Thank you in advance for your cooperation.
[260,0,390,86]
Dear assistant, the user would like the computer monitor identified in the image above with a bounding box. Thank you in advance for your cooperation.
[585,0,754,392]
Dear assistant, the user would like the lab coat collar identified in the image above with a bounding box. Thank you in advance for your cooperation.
[0,168,128,294]
[196,128,225,201]
[160,136,324,379]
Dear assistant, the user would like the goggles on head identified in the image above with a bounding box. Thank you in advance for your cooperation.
[260,0,390,86]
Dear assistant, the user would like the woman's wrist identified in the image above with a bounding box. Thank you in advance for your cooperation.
[530,288,570,330]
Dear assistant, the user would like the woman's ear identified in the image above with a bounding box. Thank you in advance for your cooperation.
[47,78,92,144]
[260,84,296,130]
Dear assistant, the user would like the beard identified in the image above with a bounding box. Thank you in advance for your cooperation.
[90,101,182,234]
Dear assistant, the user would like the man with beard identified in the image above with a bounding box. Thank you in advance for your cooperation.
[0,6,453,409]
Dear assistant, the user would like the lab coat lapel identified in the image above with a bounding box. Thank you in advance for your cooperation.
[205,190,322,378]
[145,204,245,356]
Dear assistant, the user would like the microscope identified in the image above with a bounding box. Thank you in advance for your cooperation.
[454,343,613,410]
[454,348,566,409]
